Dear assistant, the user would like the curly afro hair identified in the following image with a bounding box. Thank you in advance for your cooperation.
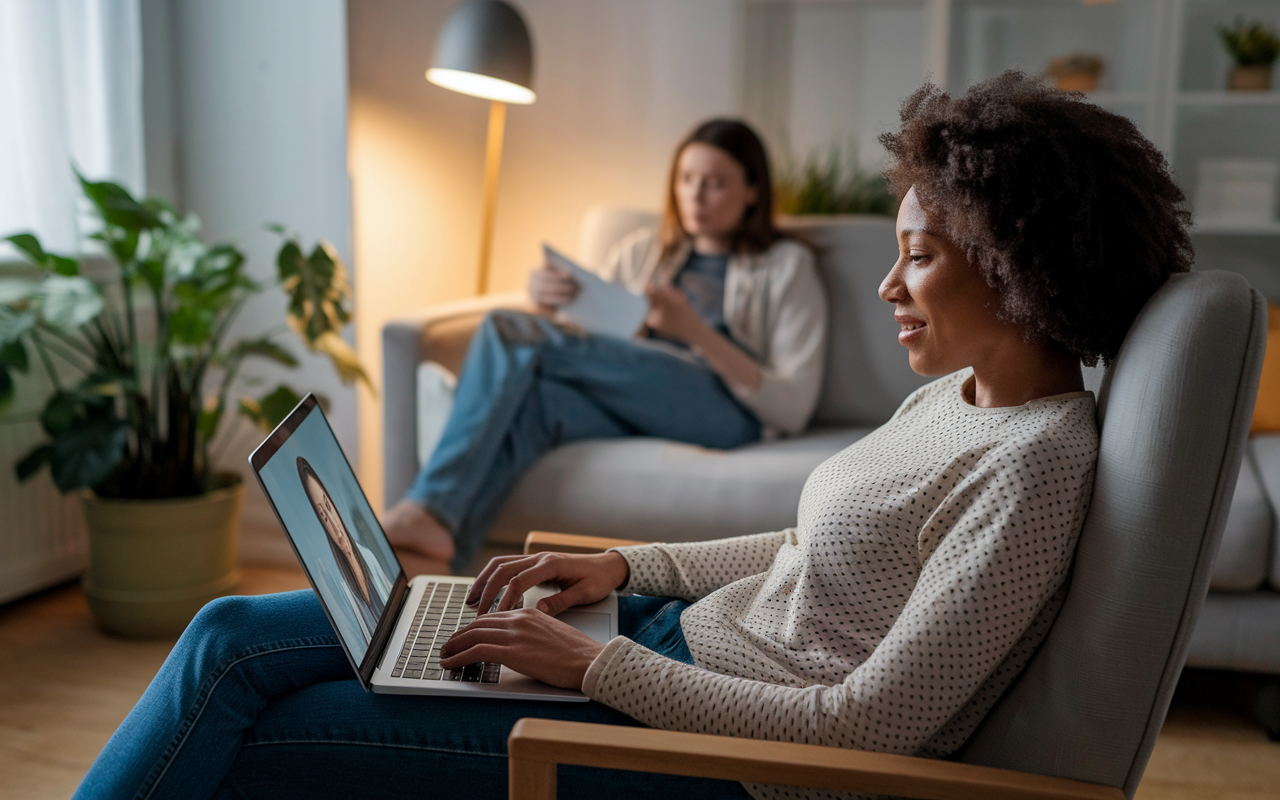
[879,71,1192,366]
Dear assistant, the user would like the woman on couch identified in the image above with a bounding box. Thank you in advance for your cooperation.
[74,72,1192,800]
[384,118,828,575]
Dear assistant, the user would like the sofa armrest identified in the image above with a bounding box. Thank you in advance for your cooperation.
[507,719,1125,800]
[522,531,649,555]
[382,293,528,508]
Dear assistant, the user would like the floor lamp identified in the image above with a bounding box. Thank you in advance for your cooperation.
[427,0,536,295]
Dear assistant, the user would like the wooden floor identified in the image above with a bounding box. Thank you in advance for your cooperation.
[1,566,1276,799]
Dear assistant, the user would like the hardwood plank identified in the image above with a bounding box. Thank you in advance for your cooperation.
[0,566,308,800]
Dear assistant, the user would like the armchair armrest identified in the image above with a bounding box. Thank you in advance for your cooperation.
[507,719,1125,800]
[383,293,528,506]
[523,531,649,555]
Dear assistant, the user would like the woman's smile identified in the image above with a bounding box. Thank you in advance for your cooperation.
[896,314,927,344]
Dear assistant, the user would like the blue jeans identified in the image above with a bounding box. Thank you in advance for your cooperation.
[73,591,749,800]
[406,311,761,571]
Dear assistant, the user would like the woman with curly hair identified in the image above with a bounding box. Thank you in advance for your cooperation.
[75,72,1190,800]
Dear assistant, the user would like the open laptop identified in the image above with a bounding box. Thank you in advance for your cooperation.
[248,393,617,701]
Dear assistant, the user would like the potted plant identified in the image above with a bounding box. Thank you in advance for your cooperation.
[0,174,369,635]
[775,143,895,217]
[1047,54,1104,93]
[1219,18,1280,91]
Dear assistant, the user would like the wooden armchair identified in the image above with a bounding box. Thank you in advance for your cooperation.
[507,272,1267,800]
[509,532,1123,800]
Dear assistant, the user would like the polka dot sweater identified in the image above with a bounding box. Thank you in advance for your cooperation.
[582,369,1098,800]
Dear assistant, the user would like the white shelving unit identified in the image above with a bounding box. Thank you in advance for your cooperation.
[743,0,1280,240]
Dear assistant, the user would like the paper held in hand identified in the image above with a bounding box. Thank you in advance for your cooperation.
[544,244,648,340]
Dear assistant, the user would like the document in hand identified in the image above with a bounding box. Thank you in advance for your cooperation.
[544,244,649,340]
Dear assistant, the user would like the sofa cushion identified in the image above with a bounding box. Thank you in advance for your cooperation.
[782,217,930,427]
[1210,453,1273,591]
[1185,591,1280,673]
[488,426,872,546]
[1250,434,1280,591]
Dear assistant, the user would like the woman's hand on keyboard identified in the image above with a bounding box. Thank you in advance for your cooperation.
[439,607,604,690]
[466,551,630,618]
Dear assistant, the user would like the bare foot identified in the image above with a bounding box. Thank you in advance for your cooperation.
[382,500,456,572]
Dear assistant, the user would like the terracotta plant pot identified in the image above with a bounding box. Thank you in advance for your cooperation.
[1055,73,1100,93]
[81,481,243,636]
[1229,64,1274,91]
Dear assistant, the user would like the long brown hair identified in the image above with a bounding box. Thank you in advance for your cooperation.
[298,456,383,615]
[660,119,780,261]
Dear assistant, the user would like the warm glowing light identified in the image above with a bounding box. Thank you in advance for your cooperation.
[426,68,535,104]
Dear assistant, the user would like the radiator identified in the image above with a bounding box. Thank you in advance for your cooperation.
[0,415,87,605]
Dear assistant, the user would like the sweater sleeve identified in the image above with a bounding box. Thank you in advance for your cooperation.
[730,246,828,436]
[586,436,1093,756]
[611,529,794,601]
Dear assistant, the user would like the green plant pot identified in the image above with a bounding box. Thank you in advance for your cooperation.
[81,481,244,637]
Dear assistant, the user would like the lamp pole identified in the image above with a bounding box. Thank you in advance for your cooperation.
[476,99,506,295]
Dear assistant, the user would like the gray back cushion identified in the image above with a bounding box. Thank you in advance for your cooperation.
[783,216,928,425]
[578,209,926,428]
[956,271,1266,797]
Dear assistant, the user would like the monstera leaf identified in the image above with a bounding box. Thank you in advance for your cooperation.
[275,234,372,392]
[239,384,304,432]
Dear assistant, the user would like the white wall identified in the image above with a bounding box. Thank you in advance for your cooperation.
[744,1,926,171]
[142,0,356,562]
[349,0,742,507]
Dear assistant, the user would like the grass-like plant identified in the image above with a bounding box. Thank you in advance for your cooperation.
[775,144,895,217]
[1219,18,1280,67]
[0,173,370,498]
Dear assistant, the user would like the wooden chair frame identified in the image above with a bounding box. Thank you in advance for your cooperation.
[507,532,1126,800]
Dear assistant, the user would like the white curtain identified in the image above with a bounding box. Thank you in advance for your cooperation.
[0,0,144,256]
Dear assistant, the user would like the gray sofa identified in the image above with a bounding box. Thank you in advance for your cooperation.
[382,207,1280,697]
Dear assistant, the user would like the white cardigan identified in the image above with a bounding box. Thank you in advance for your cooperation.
[599,228,829,437]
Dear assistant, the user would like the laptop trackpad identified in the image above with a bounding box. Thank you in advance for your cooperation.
[558,611,612,645]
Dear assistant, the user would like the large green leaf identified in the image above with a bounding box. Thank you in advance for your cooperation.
[230,337,298,368]
[4,233,78,276]
[0,366,12,412]
[15,444,53,482]
[49,416,128,491]
[1,339,28,372]
[275,237,371,391]
[239,385,303,432]
[40,392,82,437]
[38,276,103,331]
[77,173,162,232]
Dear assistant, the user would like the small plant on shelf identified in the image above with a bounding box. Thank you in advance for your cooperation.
[1218,18,1280,91]
[0,173,371,498]
[775,143,895,217]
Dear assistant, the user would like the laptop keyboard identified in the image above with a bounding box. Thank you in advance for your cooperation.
[391,581,501,683]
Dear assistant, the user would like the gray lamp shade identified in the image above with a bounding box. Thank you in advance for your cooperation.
[427,0,535,104]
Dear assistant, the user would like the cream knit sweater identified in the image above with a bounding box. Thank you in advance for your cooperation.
[582,369,1099,800]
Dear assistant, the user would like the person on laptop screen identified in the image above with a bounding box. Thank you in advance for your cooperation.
[381,118,828,576]
[298,456,391,643]
[74,74,1192,799]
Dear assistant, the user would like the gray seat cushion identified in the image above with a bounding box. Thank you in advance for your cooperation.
[489,426,872,545]
[1210,453,1273,591]
[1185,591,1280,672]
[1249,434,1280,591]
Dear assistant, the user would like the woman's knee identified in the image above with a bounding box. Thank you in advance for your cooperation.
[481,309,555,348]
[184,591,327,655]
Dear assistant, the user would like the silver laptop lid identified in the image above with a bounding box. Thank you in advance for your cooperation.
[249,394,408,690]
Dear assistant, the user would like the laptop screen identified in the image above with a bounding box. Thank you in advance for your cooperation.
[252,397,404,667]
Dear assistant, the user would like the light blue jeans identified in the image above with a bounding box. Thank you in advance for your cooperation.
[72,590,751,800]
[406,311,761,571]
